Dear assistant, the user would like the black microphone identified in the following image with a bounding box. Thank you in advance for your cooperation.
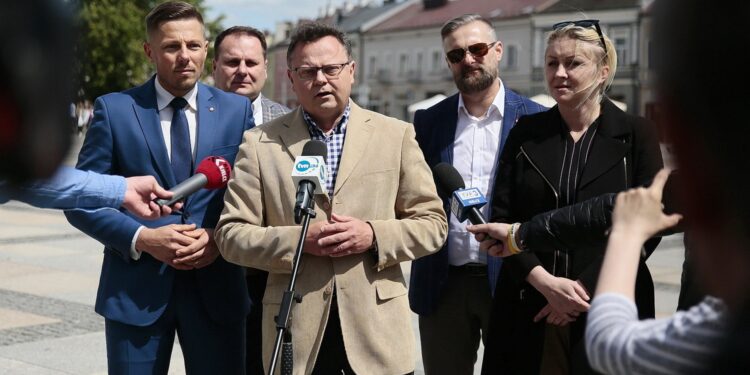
[154,156,231,206]
[292,140,328,224]
[432,162,488,225]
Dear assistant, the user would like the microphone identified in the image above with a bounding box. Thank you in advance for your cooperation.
[154,156,231,206]
[292,140,328,223]
[432,162,488,225]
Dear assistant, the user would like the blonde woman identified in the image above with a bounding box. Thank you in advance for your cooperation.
[480,20,663,374]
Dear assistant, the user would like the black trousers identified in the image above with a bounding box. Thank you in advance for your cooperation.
[312,296,355,375]
[246,270,267,375]
[311,293,415,375]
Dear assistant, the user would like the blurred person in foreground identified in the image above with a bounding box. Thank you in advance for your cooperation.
[622,0,750,373]
[1,167,179,219]
[215,22,447,375]
[0,0,177,219]
[481,19,663,374]
[408,13,544,375]
[583,170,726,374]
[467,171,727,374]
[212,25,291,375]
[64,2,254,373]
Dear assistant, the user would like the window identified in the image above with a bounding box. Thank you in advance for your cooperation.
[399,53,409,76]
[609,26,631,66]
[615,37,628,66]
[368,55,377,77]
[503,45,518,70]
[431,50,443,72]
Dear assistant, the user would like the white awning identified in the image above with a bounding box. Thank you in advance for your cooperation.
[408,94,447,115]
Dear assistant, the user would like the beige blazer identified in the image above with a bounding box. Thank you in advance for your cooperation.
[216,102,447,375]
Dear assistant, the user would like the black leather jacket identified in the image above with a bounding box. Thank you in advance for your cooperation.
[517,193,616,253]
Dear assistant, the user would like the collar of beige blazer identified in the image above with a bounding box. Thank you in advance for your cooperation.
[279,101,375,197]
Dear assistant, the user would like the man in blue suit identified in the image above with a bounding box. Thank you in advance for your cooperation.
[65,2,253,373]
[409,14,545,374]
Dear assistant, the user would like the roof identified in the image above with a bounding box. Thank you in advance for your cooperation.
[369,0,551,33]
[336,1,404,33]
[540,0,640,13]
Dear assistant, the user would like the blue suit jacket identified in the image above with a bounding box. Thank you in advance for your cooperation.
[65,77,254,326]
[409,89,546,316]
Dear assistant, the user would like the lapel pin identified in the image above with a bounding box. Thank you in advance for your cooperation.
[209,106,215,112]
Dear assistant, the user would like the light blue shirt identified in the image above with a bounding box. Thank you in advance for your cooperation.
[0,166,126,209]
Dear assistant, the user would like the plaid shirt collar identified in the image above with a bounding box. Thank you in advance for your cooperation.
[302,103,351,138]
[302,102,351,197]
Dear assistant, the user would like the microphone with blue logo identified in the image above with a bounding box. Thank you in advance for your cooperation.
[291,140,328,224]
[270,140,329,374]
[432,162,488,225]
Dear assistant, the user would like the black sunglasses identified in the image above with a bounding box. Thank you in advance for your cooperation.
[552,19,608,57]
[446,42,497,64]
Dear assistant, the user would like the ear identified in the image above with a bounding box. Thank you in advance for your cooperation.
[495,41,504,62]
[599,62,610,85]
[201,40,209,58]
[143,42,153,62]
[350,60,357,83]
[287,69,294,85]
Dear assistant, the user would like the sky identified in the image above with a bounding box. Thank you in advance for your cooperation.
[204,0,363,33]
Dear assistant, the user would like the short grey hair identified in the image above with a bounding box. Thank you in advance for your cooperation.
[441,14,495,40]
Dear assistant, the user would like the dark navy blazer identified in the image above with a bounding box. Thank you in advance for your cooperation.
[65,77,254,326]
[409,89,546,316]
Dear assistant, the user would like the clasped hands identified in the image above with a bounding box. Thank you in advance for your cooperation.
[136,224,220,270]
[304,213,375,257]
[527,267,591,326]
[467,220,592,325]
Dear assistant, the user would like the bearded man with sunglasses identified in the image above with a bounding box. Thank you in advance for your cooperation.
[408,14,545,375]
[216,22,447,375]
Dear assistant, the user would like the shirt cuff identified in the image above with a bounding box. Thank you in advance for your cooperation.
[130,226,144,260]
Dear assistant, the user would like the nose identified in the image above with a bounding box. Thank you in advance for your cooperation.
[176,45,190,63]
[312,68,327,84]
[237,61,248,75]
[554,63,567,78]
[461,50,477,64]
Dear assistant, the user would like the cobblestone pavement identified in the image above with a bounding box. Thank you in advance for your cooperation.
[0,289,103,347]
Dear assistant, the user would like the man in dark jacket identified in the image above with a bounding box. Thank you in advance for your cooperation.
[408,14,545,375]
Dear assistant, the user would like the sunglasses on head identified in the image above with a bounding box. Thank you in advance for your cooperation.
[446,41,497,64]
[552,19,608,56]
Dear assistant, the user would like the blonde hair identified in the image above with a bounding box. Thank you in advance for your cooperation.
[546,23,617,98]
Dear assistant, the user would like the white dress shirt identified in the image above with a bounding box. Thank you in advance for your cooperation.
[130,79,199,260]
[447,81,505,266]
[252,93,264,125]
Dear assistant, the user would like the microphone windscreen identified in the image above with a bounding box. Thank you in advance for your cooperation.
[196,156,232,189]
[302,140,327,161]
[432,162,465,200]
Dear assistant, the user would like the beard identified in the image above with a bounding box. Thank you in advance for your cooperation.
[454,64,497,94]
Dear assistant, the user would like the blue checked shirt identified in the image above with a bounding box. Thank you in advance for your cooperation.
[303,103,350,197]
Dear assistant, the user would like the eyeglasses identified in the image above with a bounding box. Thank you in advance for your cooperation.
[290,61,352,81]
[445,42,498,64]
[552,19,608,57]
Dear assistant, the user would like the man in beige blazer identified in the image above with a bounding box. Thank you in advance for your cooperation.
[215,22,447,375]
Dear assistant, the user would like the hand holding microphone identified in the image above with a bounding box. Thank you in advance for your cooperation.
[154,156,232,207]
[432,163,506,255]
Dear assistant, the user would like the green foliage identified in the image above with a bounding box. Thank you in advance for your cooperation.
[77,0,224,100]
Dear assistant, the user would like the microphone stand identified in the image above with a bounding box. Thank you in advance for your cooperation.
[269,183,316,375]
